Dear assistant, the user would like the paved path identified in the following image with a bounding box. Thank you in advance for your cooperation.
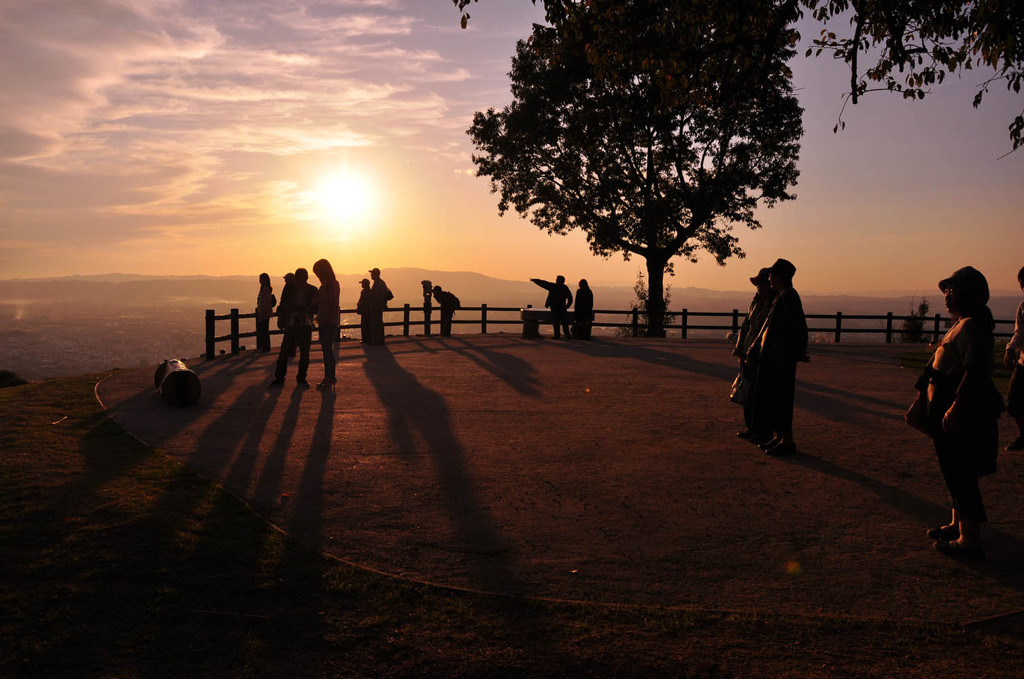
[97,336,1024,622]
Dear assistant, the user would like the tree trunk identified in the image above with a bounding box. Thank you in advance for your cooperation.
[644,256,667,338]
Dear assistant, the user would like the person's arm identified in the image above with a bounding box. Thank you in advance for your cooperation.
[1004,302,1024,367]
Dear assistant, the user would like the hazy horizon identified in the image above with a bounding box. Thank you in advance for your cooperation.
[2,267,1022,299]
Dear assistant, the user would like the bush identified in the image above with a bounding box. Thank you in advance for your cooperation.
[899,297,930,343]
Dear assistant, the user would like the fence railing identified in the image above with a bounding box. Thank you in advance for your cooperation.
[204,305,1014,359]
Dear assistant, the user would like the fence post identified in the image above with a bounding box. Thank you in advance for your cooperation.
[932,314,941,343]
[731,309,739,336]
[681,308,688,339]
[205,309,216,359]
[885,312,894,343]
[403,304,411,336]
[631,309,639,337]
[230,308,240,354]
[481,303,488,334]
[833,311,842,343]
[422,302,432,337]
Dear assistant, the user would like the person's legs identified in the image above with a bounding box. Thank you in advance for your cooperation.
[319,325,337,384]
[441,309,453,336]
[296,326,312,382]
[934,436,987,548]
[256,318,270,351]
[273,327,296,382]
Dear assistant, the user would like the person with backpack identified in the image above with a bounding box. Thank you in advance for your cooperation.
[368,267,393,345]
[431,285,461,337]
[270,267,319,386]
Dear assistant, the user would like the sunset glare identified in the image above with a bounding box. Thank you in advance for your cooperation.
[317,172,377,229]
[0,2,1021,293]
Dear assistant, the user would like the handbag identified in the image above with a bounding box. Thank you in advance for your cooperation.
[905,392,930,435]
[729,369,751,405]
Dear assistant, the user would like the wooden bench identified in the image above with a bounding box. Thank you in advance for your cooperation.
[521,308,576,338]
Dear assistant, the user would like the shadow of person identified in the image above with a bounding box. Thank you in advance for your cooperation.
[287,388,335,546]
[252,387,307,511]
[785,451,1024,592]
[447,336,541,397]
[362,347,524,594]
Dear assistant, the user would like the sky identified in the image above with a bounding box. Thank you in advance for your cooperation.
[0,0,1022,295]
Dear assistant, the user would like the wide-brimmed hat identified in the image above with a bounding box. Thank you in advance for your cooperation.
[939,266,989,304]
[768,258,796,281]
[750,267,772,286]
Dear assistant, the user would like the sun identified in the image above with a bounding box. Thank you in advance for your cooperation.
[316,171,376,225]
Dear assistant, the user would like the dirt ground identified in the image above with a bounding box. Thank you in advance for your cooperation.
[96,335,1024,623]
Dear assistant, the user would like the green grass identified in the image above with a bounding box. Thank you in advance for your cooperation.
[2,374,1023,677]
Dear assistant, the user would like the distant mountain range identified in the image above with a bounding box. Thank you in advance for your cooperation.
[1,269,1020,319]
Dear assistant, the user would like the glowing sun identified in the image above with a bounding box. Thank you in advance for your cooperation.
[316,171,376,224]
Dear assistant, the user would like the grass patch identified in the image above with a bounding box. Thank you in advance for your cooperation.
[2,374,1024,677]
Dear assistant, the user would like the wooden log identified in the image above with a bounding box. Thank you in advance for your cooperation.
[154,359,201,407]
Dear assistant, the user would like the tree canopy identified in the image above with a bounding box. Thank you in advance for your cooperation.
[455,0,1024,149]
[468,9,802,336]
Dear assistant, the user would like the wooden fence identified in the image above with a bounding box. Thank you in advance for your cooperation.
[204,305,1014,359]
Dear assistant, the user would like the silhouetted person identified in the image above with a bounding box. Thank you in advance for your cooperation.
[530,275,573,339]
[313,259,340,389]
[573,279,594,340]
[368,267,393,345]
[918,266,1002,560]
[1003,265,1024,452]
[747,258,808,456]
[281,272,296,357]
[356,278,373,344]
[270,267,318,387]
[734,267,775,440]
[255,272,276,352]
[431,285,461,337]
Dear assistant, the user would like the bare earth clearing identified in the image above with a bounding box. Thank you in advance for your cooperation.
[97,336,1024,624]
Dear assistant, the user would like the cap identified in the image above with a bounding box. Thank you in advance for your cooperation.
[750,267,772,286]
[369,267,381,276]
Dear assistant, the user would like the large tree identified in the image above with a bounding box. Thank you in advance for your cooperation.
[456,0,1024,150]
[468,10,802,336]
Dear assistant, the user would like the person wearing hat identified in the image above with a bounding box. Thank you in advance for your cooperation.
[746,258,808,456]
[368,267,393,345]
[733,267,775,439]
[917,266,1002,560]
[1002,265,1024,452]
[355,278,373,343]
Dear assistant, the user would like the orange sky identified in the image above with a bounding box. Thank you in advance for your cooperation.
[0,2,1022,294]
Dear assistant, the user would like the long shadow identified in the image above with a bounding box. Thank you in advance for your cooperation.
[252,387,307,511]
[784,451,1024,589]
[545,338,739,382]
[185,382,277,477]
[444,336,541,397]
[287,388,335,546]
[362,346,525,595]
[222,386,284,492]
